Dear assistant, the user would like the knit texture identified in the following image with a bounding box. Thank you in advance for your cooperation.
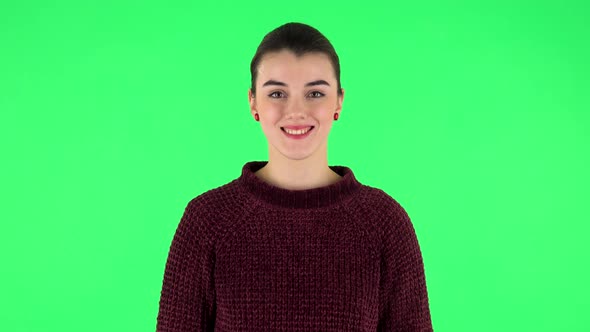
[157,161,433,331]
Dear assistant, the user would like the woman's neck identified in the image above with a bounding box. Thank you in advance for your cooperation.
[254,160,342,191]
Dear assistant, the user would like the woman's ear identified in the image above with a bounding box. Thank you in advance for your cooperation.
[336,88,345,112]
[248,88,257,114]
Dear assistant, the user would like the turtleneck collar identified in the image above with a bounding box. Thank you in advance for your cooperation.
[237,160,362,209]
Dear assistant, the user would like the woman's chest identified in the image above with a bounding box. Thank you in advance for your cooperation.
[213,216,381,328]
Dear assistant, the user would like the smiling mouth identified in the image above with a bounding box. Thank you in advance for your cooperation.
[281,126,314,134]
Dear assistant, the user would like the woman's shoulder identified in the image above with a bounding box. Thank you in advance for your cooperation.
[185,179,241,213]
[358,184,406,212]
[175,180,243,242]
[355,184,414,230]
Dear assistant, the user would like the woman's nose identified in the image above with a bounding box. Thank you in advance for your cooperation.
[284,98,307,119]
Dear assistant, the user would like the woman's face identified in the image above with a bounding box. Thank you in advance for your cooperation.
[248,49,344,162]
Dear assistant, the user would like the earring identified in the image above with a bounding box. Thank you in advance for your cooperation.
[254,113,259,121]
[334,113,339,121]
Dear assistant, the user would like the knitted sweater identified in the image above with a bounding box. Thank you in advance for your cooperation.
[156,161,433,331]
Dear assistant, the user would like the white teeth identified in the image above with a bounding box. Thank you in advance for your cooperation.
[284,127,312,135]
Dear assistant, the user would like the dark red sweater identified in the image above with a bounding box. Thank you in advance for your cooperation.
[157,161,433,331]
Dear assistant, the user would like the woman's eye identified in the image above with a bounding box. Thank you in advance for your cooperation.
[309,91,325,98]
[269,91,285,98]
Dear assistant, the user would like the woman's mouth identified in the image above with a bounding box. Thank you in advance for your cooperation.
[281,126,314,139]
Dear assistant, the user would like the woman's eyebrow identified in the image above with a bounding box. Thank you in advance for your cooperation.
[262,79,331,87]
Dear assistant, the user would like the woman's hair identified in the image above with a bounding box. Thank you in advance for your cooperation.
[250,22,342,97]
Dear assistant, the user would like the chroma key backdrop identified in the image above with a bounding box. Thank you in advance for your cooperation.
[0,1,588,331]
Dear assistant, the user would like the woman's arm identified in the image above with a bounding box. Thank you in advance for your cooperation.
[156,200,216,331]
[377,207,433,331]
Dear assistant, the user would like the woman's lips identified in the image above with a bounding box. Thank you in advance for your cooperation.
[282,125,314,130]
[281,126,314,139]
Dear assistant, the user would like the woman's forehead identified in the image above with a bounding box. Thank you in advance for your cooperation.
[258,51,335,82]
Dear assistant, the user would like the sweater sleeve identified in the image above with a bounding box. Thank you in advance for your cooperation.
[377,206,433,331]
[156,199,217,332]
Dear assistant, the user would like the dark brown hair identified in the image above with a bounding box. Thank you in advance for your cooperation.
[250,22,343,97]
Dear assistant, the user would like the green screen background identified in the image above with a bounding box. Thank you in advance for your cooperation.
[1,1,588,331]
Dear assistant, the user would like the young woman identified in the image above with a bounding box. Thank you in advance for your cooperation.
[157,22,433,331]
